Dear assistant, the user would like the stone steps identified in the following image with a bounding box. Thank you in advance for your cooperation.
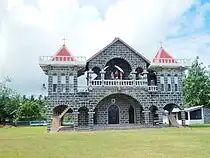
[57,124,162,132]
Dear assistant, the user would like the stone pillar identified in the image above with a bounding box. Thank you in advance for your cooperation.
[158,109,163,127]
[131,69,136,86]
[47,112,52,132]
[142,69,148,86]
[73,72,78,93]
[181,110,186,126]
[47,103,53,132]
[135,106,141,124]
[48,74,53,94]
[143,110,150,126]
[100,70,105,86]
[73,110,79,131]
[88,69,93,88]
[88,111,95,130]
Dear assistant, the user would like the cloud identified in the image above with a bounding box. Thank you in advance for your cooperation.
[0,0,209,95]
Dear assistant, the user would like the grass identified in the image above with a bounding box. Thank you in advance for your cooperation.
[0,126,210,158]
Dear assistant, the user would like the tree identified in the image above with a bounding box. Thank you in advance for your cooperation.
[183,57,210,107]
[0,77,21,124]
[17,101,42,121]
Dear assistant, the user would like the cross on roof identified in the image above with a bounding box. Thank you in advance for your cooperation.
[159,41,163,48]
[62,37,67,45]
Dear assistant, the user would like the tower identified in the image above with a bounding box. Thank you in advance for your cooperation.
[39,43,86,131]
[149,46,192,126]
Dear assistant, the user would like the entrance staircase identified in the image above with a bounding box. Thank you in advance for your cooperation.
[168,114,183,128]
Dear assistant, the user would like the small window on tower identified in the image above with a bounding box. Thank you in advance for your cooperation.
[160,75,164,91]
[167,75,171,91]
[52,74,58,93]
[69,75,74,93]
[53,84,57,92]
[174,75,178,91]
[61,74,66,93]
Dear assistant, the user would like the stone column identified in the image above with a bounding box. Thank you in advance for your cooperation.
[47,110,52,132]
[88,111,95,130]
[131,69,136,86]
[158,109,163,127]
[142,69,148,86]
[135,106,141,124]
[73,110,79,131]
[73,72,78,93]
[181,110,186,126]
[88,69,93,89]
[100,70,105,86]
[143,110,150,126]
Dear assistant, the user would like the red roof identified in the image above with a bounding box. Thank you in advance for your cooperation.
[52,44,76,61]
[152,47,177,64]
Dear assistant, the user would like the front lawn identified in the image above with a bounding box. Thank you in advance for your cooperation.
[0,126,209,158]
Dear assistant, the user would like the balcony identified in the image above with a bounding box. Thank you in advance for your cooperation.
[91,79,147,87]
[39,56,87,67]
[90,79,158,92]
[151,58,192,68]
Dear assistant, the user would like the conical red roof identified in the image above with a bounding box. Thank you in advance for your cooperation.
[52,44,76,61]
[152,47,177,64]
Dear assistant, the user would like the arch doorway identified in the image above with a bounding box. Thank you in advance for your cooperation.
[108,105,119,124]
[129,106,135,123]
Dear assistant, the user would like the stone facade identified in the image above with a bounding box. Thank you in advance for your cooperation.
[42,38,186,132]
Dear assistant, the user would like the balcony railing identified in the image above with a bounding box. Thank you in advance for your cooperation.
[148,86,158,92]
[91,79,147,87]
[152,58,192,67]
[39,56,86,67]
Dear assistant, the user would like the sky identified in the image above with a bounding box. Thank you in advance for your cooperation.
[0,0,210,96]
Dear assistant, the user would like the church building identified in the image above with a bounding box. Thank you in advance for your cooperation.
[39,37,191,132]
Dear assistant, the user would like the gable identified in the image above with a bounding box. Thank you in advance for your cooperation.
[87,38,150,70]
[88,38,150,64]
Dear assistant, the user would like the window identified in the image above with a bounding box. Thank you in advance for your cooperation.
[69,75,74,93]
[69,75,74,84]
[53,84,57,92]
[174,75,178,91]
[160,75,164,91]
[178,112,188,120]
[61,74,66,93]
[52,74,58,92]
[190,109,202,120]
[167,75,171,91]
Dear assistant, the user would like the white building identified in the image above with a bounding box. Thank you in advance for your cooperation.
[163,105,210,126]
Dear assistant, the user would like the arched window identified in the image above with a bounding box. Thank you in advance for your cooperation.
[104,58,132,80]
[135,67,143,80]
[92,66,101,80]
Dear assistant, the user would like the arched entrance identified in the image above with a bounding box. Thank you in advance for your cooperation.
[108,105,119,124]
[104,58,132,80]
[78,106,89,127]
[163,103,183,127]
[147,69,157,86]
[129,106,135,123]
[135,67,143,80]
[52,105,73,131]
[149,105,158,125]
[94,93,143,126]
